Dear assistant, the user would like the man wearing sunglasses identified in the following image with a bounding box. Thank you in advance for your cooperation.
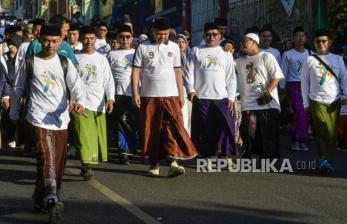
[107,25,138,165]
[186,22,236,161]
[301,29,347,173]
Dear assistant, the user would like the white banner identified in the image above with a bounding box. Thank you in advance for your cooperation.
[281,0,295,17]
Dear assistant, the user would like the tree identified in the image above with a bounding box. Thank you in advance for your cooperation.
[329,0,347,38]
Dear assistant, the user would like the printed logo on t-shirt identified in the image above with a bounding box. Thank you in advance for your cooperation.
[168,52,173,57]
[245,62,256,84]
[121,58,131,71]
[316,63,335,86]
[83,64,97,81]
[41,71,57,93]
[296,59,304,74]
[206,55,218,68]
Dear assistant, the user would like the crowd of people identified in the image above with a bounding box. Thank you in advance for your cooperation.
[0,14,346,224]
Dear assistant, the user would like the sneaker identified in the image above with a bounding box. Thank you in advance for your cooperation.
[8,141,16,149]
[299,143,309,151]
[326,162,336,173]
[47,200,64,224]
[80,166,94,180]
[119,153,130,165]
[167,161,185,177]
[319,159,329,174]
[291,142,301,151]
[147,165,160,177]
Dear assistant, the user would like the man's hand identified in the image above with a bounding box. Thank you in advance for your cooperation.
[68,99,76,112]
[1,98,10,110]
[188,92,198,103]
[132,94,141,109]
[304,107,310,113]
[106,100,114,114]
[75,104,85,114]
[228,100,234,110]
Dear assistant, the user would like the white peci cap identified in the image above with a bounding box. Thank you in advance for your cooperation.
[245,33,259,44]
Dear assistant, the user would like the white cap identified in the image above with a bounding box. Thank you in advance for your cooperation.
[245,33,259,44]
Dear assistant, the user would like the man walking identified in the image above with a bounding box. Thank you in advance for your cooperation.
[301,29,347,173]
[10,24,86,223]
[131,18,197,177]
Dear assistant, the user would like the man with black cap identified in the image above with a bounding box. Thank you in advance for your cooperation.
[132,17,197,177]
[26,16,78,67]
[95,22,111,54]
[301,29,347,173]
[235,32,284,160]
[107,24,137,164]
[199,17,228,46]
[71,26,115,179]
[67,23,82,53]
[186,22,237,161]
[9,24,86,223]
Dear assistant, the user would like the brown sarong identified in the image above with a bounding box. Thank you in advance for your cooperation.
[33,126,68,205]
[139,97,197,165]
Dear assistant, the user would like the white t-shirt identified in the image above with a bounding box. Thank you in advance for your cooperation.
[185,45,236,100]
[301,53,347,108]
[10,54,85,130]
[71,42,83,51]
[280,49,309,88]
[132,40,181,97]
[95,38,111,54]
[235,51,284,111]
[260,47,282,67]
[107,49,135,96]
[76,52,115,112]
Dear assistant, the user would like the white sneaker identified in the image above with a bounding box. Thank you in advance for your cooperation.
[8,141,16,149]
[147,166,160,177]
[291,142,301,151]
[299,143,309,151]
[167,162,185,177]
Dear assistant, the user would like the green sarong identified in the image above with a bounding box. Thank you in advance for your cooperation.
[71,110,107,164]
[310,100,340,163]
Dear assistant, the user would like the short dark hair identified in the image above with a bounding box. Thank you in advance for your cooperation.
[293,26,305,36]
[49,15,70,27]
[314,29,330,38]
[259,25,273,35]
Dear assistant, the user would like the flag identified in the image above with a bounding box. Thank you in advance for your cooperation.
[316,0,328,29]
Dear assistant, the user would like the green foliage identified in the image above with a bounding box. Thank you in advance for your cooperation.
[329,0,347,37]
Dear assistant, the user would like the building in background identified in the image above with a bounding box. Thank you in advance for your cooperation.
[190,0,220,46]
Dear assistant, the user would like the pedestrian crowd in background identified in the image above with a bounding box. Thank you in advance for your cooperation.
[0,13,346,224]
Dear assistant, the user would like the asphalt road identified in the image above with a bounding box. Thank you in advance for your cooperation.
[1,133,347,224]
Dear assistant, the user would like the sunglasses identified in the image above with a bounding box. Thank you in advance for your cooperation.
[119,35,131,39]
[315,39,328,44]
[205,32,220,37]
